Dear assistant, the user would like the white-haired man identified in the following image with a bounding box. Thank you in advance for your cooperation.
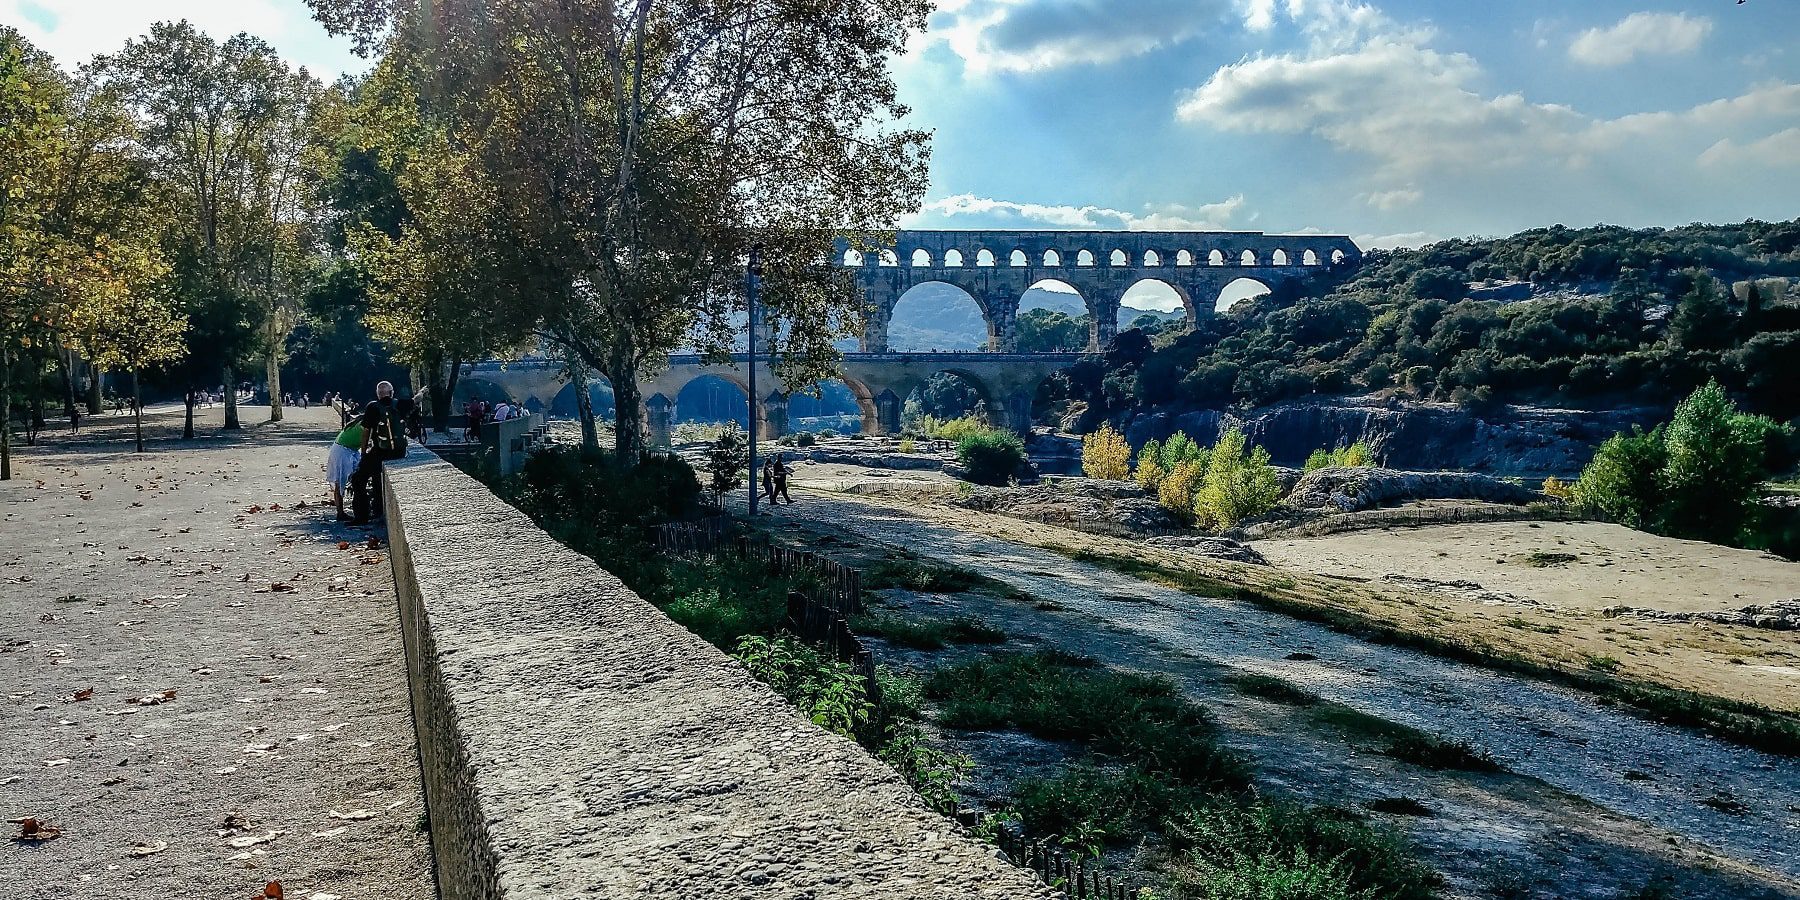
[349,380,415,524]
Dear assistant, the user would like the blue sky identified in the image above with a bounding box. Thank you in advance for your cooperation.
[8,0,1796,255]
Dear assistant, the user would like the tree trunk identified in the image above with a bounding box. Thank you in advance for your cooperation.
[184,389,196,440]
[132,369,144,453]
[610,356,644,463]
[266,332,283,423]
[571,361,599,451]
[85,361,101,415]
[1,346,13,481]
[57,347,76,420]
[223,366,240,429]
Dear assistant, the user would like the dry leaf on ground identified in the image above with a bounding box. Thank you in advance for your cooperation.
[327,809,375,821]
[260,881,284,899]
[9,817,63,841]
[126,839,168,857]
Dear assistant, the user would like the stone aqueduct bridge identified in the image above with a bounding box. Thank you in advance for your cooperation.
[467,229,1361,445]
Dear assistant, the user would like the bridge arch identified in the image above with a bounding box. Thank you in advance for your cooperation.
[1076,249,1096,267]
[1175,249,1194,267]
[911,249,932,267]
[1216,276,1273,314]
[943,249,964,267]
[1043,249,1061,267]
[888,281,988,352]
[1303,249,1320,266]
[1124,277,1195,324]
[1272,249,1290,266]
[1208,249,1225,266]
[976,248,996,267]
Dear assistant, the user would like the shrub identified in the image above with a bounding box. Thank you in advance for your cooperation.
[1135,438,1166,491]
[1539,476,1574,501]
[1158,459,1207,519]
[704,423,749,499]
[734,633,871,737]
[505,445,702,586]
[897,437,916,453]
[1166,799,1438,900]
[1303,441,1375,471]
[958,429,1028,486]
[862,557,982,593]
[817,428,838,440]
[1193,429,1283,530]
[792,430,816,446]
[1013,764,1175,849]
[1572,425,1666,528]
[657,555,794,648]
[1082,423,1133,481]
[926,415,989,443]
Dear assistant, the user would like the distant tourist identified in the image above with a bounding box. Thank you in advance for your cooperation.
[327,413,366,521]
[760,458,777,508]
[493,400,512,422]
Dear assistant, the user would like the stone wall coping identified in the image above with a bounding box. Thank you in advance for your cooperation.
[386,453,1054,898]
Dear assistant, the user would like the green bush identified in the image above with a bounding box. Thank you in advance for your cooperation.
[734,633,871,736]
[1574,380,1789,544]
[924,415,989,443]
[657,555,796,648]
[957,429,1028,486]
[504,445,702,586]
[853,613,1006,650]
[1013,764,1175,849]
[1302,441,1375,471]
[863,556,982,592]
[1380,732,1501,772]
[1194,429,1284,530]
[792,430,816,446]
[1166,798,1438,900]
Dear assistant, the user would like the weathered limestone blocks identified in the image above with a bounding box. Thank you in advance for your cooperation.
[384,454,1054,899]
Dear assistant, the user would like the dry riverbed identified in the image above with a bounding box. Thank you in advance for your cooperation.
[758,478,1800,899]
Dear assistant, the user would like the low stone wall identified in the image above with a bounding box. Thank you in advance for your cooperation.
[384,453,1051,899]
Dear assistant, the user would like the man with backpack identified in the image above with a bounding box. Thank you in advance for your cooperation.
[349,381,415,525]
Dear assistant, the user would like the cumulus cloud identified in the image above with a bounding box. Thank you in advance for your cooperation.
[4,0,361,76]
[1699,128,1800,169]
[1360,188,1421,210]
[1569,12,1712,68]
[913,193,1250,230]
[1355,231,1443,250]
[925,0,1232,73]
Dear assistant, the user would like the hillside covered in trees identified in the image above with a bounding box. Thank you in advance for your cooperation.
[1053,219,1800,427]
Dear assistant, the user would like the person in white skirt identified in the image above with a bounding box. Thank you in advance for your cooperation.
[327,415,366,521]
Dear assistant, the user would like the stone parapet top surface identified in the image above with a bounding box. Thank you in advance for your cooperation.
[387,453,1052,898]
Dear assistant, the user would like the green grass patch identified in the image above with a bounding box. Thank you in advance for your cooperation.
[864,556,983,593]
[926,651,1252,790]
[1501,616,1564,635]
[853,613,1007,650]
[1230,673,1321,706]
[1165,798,1440,900]
[1381,733,1502,772]
[1521,551,1579,567]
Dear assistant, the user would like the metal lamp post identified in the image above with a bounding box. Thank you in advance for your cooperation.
[746,246,763,516]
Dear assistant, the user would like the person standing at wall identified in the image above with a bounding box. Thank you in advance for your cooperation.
[349,381,414,525]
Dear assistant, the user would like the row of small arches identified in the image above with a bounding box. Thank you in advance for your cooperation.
[843,247,1346,269]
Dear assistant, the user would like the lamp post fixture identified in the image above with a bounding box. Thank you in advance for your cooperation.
[746,246,763,516]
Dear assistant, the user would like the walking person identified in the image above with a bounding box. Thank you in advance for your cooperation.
[773,453,794,504]
[327,412,366,521]
[760,458,777,510]
[348,381,414,525]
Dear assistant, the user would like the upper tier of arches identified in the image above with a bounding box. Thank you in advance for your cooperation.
[835,229,1359,272]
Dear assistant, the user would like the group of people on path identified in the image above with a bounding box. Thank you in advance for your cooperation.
[461,397,524,442]
[326,381,416,524]
[760,454,794,506]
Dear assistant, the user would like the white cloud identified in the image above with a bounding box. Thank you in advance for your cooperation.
[1569,12,1711,68]
[912,193,1249,230]
[1699,128,1800,169]
[1360,187,1421,210]
[1355,231,1442,250]
[3,0,363,77]
[924,0,1231,74]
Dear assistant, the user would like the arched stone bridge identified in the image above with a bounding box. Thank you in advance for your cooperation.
[463,352,1082,446]
[465,230,1360,446]
[840,229,1361,351]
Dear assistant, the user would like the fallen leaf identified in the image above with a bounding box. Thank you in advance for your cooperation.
[262,880,285,898]
[10,817,63,841]
[364,537,381,550]
[68,687,94,702]
[226,830,285,849]
[126,839,168,857]
[133,690,176,706]
[335,541,350,551]
[327,810,375,821]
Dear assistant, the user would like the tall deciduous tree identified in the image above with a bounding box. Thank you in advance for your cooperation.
[65,241,188,452]
[0,28,65,480]
[99,21,296,433]
[306,0,931,462]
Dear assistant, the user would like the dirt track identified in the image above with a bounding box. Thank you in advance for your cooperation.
[0,405,431,900]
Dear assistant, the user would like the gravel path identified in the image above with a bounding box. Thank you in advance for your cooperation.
[0,406,432,900]
[769,490,1800,886]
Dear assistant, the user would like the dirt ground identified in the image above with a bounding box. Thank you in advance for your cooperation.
[1256,520,1799,614]
[0,404,431,900]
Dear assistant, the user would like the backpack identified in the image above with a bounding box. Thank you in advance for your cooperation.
[368,399,409,459]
